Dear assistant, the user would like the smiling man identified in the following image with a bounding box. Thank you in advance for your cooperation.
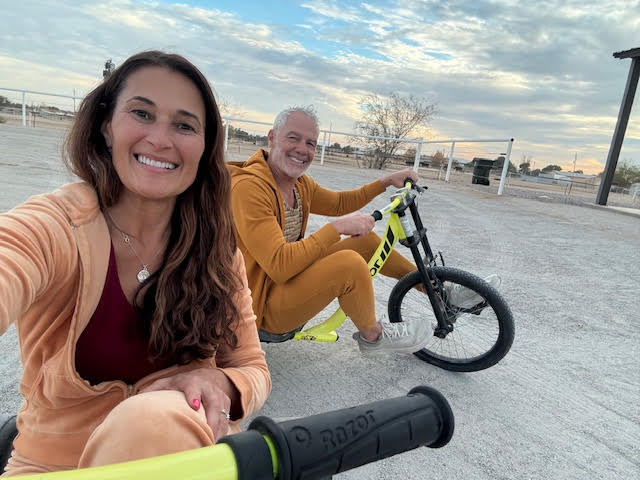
[228,106,432,356]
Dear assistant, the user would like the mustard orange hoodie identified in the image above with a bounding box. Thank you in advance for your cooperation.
[228,149,385,328]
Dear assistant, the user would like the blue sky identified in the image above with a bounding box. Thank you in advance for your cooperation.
[1,0,639,173]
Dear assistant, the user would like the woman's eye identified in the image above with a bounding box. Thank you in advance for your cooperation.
[132,109,151,120]
[177,123,196,132]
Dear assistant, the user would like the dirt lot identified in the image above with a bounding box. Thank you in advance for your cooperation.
[0,124,639,479]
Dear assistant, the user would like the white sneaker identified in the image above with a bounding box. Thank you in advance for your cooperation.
[446,274,501,309]
[353,315,430,356]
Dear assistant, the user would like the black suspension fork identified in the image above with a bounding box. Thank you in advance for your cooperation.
[408,200,436,265]
[397,209,449,332]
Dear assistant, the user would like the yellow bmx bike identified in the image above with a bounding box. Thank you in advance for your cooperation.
[260,180,515,372]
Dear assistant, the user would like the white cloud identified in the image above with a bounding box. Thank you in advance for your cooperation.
[0,0,638,173]
[300,0,362,23]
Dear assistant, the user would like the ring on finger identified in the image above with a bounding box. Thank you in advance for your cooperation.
[221,408,231,421]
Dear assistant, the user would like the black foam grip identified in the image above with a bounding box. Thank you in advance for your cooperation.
[371,210,383,221]
[249,385,454,480]
[217,429,274,480]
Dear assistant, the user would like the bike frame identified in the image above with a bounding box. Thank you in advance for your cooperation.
[23,442,254,479]
[292,181,449,343]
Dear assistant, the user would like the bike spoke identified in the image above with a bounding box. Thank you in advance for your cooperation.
[398,282,500,364]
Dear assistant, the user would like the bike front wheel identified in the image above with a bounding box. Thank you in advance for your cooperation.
[388,267,514,372]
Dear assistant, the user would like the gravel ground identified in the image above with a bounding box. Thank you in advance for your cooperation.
[1,124,639,479]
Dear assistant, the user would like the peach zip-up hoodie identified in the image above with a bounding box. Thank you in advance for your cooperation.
[0,183,271,467]
[228,149,385,328]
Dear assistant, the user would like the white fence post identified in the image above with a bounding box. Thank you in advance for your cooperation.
[497,138,514,195]
[412,138,423,171]
[320,131,327,166]
[21,91,26,127]
[224,120,229,152]
[445,141,456,182]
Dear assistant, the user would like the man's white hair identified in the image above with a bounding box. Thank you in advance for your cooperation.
[272,106,320,135]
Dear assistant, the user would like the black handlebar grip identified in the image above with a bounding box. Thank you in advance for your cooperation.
[403,176,415,187]
[248,385,454,480]
[371,210,383,221]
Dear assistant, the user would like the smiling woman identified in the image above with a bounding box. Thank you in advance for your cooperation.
[103,67,206,203]
[0,51,270,476]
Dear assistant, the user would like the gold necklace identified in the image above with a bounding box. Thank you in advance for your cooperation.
[105,211,167,284]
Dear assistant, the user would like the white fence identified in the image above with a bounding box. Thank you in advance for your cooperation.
[1,87,514,195]
[224,116,515,195]
[0,87,82,127]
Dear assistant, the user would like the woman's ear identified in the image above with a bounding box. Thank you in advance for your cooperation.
[101,119,113,149]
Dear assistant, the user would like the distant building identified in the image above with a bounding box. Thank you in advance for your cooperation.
[550,172,597,186]
[522,171,598,186]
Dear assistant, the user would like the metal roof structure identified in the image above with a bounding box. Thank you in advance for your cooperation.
[596,47,640,205]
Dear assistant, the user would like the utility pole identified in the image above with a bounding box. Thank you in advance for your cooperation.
[573,153,577,172]
[597,48,639,205]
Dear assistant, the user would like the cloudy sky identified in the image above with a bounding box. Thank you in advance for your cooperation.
[1,0,638,173]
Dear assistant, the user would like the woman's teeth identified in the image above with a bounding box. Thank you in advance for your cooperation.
[136,155,176,170]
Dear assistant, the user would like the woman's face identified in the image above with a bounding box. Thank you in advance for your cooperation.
[102,66,206,202]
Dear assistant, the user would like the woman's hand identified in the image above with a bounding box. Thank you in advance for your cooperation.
[380,168,420,188]
[139,368,236,440]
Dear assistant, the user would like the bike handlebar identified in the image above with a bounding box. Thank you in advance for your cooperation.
[20,386,453,480]
[404,178,426,193]
[371,180,428,222]
[221,385,454,480]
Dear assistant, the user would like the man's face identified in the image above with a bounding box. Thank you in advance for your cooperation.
[267,111,318,181]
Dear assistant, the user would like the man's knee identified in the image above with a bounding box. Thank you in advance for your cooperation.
[328,250,370,279]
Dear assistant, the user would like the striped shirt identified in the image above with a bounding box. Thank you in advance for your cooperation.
[283,186,303,242]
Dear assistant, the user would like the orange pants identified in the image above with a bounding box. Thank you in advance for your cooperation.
[2,391,227,476]
[261,232,417,333]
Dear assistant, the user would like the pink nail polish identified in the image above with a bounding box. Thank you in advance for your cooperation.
[192,398,200,410]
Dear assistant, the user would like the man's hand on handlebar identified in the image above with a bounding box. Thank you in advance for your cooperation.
[380,168,420,188]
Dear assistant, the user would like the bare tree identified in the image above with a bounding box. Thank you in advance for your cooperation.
[519,162,531,174]
[217,96,245,119]
[430,150,447,169]
[355,93,437,169]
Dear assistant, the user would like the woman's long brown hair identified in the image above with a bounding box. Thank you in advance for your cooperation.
[63,51,239,363]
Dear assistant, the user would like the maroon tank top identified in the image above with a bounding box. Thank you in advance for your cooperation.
[75,243,175,385]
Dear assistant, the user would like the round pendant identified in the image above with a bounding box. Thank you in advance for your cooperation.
[137,266,150,283]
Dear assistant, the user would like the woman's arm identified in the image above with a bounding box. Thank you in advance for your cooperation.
[0,196,73,335]
[213,249,271,418]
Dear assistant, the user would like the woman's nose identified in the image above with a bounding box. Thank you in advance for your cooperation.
[145,122,172,150]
